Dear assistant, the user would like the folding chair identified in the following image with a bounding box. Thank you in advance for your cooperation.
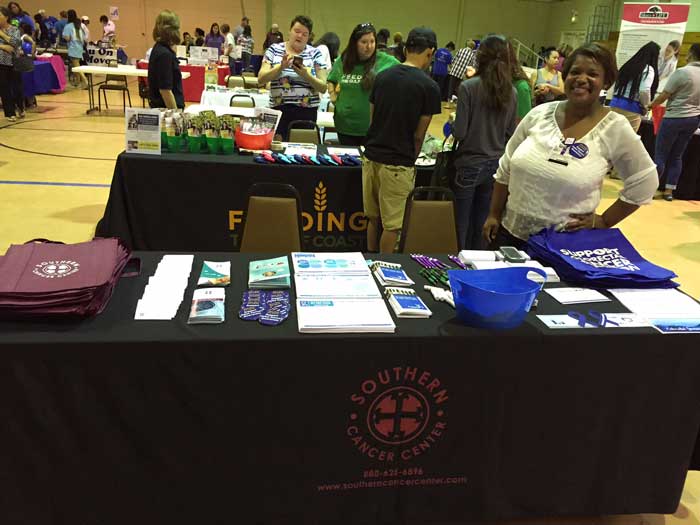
[399,186,459,253]
[230,94,255,108]
[240,183,305,252]
[288,120,321,145]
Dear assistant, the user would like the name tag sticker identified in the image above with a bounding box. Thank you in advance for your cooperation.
[569,143,589,159]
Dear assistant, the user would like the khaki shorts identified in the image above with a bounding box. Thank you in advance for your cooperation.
[362,159,416,231]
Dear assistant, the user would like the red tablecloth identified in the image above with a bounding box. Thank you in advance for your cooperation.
[137,61,228,102]
[35,54,65,93]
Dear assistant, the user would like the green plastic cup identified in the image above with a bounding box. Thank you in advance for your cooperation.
[187,135,201,153]
[221,138,234,154]
[206,136,221,154]
[167,135,181,153]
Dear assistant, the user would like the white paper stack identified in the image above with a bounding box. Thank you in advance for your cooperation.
[297,299,396,333]
[458,250,497,265]
[385,287,432,318]
[292,252,395,333]
[135,254,194,320]
[609,288,700,334]
[543,287,611,304]
[371,261,415,287]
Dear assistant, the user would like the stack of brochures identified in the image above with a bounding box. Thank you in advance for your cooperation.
[135,254,193,320]
[371,261,415,287]
[197,261,231,287]
[248,256,291,289]
[384,287,432,318]
[187,288,226,324]
[292,252,395,333]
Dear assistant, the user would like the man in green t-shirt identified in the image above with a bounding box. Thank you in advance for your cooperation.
[327,23,399,146]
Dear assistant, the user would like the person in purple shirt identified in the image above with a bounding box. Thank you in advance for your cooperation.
[204,23,225,55]
[432,41,454,101]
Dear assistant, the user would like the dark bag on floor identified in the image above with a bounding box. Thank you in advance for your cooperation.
[430,137,458,189]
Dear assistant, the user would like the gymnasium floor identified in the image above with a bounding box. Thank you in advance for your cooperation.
[1,82,700,525]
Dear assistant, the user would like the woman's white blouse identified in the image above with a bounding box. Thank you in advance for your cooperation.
[494,102,658,240]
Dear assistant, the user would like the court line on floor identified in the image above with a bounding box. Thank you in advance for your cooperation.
[0,180,110,188]
[0,142,116,161]
[8,127,124,135]
[0,115,122,160]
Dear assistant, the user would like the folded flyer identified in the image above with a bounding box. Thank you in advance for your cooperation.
[187,287,226,324]
[197,260,231,287]
[248,256,291,289]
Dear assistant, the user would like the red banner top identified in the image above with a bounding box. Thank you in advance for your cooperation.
[622,3,690,25]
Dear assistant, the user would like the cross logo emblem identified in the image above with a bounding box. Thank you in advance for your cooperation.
[42,263,73,275]
[368,387,429,445]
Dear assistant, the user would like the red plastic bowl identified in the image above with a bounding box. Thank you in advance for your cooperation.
[235,128,275,150]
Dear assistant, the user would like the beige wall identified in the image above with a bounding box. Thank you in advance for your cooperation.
[27,0,672,62]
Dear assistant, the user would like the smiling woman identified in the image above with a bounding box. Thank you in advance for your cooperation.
[483,43,659,250]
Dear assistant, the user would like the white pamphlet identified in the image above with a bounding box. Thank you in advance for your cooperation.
[291,252,371,276]
[608,288,700,317]
[537,314,651,329]
[543,287,611,305]
[125,108,162,155]
[135,254,193,320]
[327,146,360,157]
[295,274,381,300]
[284,142,318,156]
[297,299,395,333]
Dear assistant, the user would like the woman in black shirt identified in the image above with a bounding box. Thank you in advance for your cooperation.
[147,10,184,109]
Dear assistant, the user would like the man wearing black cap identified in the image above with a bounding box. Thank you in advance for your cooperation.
[362,27,442,253]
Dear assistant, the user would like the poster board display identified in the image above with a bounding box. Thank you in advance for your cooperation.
[616,3,690,69]
[125,108,162,155]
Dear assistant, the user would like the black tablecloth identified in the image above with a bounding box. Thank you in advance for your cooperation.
[639,120,700,199]
[1,252,699,525]
[95,151,432,252]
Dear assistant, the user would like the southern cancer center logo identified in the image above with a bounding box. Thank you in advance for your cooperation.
[32,260,80,279]
[639,5,669,20]
[347,366,448,463]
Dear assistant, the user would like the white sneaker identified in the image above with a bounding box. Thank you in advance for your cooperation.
[6,116,16,122]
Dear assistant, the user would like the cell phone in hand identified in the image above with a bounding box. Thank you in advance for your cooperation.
[292,55,303,68]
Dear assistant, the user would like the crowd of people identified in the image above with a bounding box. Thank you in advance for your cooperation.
[144,9,700,253]
[3,4,696,256]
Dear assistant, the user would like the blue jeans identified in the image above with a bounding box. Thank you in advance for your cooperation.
[453,159,499,250]
[655,115,700,190]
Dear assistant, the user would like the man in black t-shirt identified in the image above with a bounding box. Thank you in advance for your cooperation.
[363,27,442,253]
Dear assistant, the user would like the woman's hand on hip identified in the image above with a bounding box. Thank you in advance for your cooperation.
[565,212,606,232]
[483,216,501,244]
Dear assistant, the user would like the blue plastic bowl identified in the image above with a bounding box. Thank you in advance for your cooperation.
[448,267,546,329]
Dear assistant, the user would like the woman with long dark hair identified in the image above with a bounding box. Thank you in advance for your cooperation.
[237,25,254,70]
[314,32,340,68]
[7,2,33,31]
[611,41,659,132]
[650,43,700,201]
[204,23,224,53]
[326,23,399,145]
[62,9,87,88]
[452,34,517,249]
